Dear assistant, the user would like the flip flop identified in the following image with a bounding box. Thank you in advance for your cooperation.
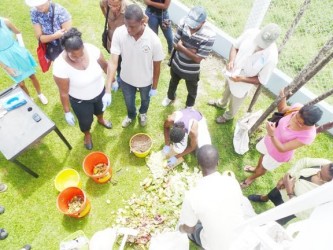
[248,194,267,202]
[0,228,8,240]
[243,165,256,173]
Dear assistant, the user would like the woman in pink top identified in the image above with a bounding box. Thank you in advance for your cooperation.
[240,89,323,188]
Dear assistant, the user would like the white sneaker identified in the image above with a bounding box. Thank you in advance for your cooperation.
[121,116,132,128]
[139,113,147,127]
[162,97,173,107]
[38,93,48,105]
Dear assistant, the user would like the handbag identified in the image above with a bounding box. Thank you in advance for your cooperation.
[102,6,110,53]
[268,107,301,126]
[46,41,62,61]
[37,41,51,72]
[45,3,63,61]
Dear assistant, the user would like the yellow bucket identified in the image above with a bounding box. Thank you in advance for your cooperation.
[54,168,82,192]
[129,133,153,158]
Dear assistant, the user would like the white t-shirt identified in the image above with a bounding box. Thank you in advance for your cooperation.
[228,29,278,98]
[111,25,164,87]
[53,43,104,100]
[179,173,244,250]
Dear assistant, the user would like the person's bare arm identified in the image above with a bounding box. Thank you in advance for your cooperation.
[35,20,71,43]
[229,75,260,85]
[266,122,306,152]
[152,61,161,90]
[53,76,71,113]
[174,40,203,64]
[100,0,107,17]
[164,114,175,146]
[4,18,20,34]
[277,88,290,113]
[105,54,119,93]
[144,0,171,9]
[227,46,238,71]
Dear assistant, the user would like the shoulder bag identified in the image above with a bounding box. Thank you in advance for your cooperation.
[102,6,110,53]
[45,3,63,61]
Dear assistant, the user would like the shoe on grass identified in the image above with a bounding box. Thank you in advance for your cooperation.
[21,244,32,250]
[248,194,267,202]
[0,183,7,193]
[122,116,132,128]
[0,206,4,214]
[161,97,174,107]
[139,113,147,127]
[0,228,8,240]
[38,93,48,105]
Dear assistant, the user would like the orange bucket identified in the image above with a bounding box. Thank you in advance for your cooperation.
[56,187,91,218]
[82,151,112,184]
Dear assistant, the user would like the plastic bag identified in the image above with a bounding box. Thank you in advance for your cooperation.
[233,110,263,155]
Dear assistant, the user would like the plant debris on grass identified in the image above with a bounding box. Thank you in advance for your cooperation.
[112,162,201,248]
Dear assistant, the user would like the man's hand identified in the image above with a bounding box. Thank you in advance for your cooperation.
[149,88,157,97]
[167,156,177,168]
[102,93,112,111]
[65,112,75,126]
[55,28,66,39]
[283,173,295,194]
[230,76,243,82]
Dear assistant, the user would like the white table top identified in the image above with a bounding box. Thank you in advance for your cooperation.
[0,86,55,160]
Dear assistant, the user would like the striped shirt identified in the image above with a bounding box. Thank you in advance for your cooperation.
[171,18,215,78]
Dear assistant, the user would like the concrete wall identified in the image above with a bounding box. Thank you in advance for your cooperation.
[168,0,333,134]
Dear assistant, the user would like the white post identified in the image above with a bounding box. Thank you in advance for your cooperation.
[244,0,272,30]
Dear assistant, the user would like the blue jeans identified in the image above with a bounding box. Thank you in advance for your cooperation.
[119,78,151,119]
[145,8,173,53]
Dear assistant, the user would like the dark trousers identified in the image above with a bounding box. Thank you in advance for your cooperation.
[69,89,104,132]
[188,222,203,248]
[167,67,199,107]
[268,187,297,225]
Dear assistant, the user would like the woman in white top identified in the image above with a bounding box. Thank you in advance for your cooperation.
[53,28,111,150]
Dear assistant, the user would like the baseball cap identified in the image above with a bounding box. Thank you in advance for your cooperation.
[255,23,281,49]
[184,6,207,29]
[25,0,48,7]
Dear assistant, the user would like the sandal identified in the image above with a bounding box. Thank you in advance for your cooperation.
[243,165,256,173]
[216,116,230,124]
[0,228,8,240]
[207,100,224,108]
[248,194,267,202]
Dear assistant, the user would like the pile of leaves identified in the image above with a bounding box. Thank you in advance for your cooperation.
[112,162,201,247]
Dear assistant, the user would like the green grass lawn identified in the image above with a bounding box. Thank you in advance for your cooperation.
[0,0,333,249]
